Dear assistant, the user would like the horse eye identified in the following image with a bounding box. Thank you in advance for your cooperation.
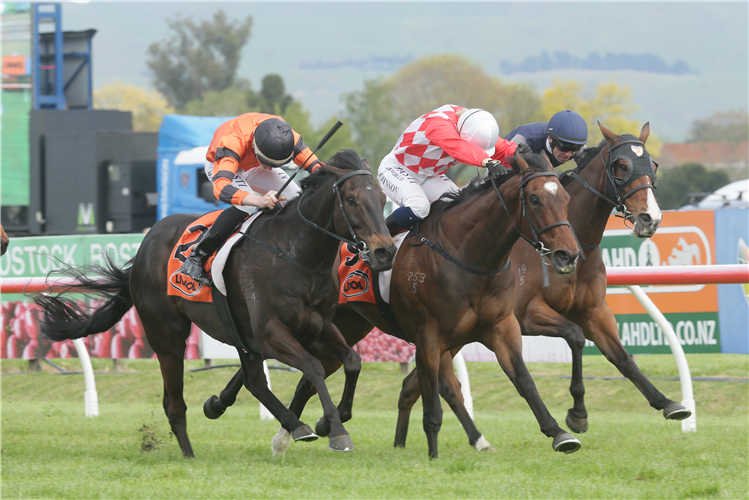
[346,196,357,205]
[529,194,541,207]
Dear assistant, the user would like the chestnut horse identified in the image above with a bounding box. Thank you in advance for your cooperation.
[206,151,582,458]
[36,149,396,457]
[390,122,691,450]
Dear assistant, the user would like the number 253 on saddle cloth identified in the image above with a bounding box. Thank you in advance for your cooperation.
[167,211,221,303]
[337,242,377,305]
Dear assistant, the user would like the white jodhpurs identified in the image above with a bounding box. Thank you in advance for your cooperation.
[205,161,302,214]
[377,152,459,219]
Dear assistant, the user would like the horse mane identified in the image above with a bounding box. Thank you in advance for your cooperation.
[268,148,367,214]
[431,153,549,215]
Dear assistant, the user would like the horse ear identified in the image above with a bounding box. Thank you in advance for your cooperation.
[639,122,650,144]
[539,150,553,171]
[321,161,345,179]
[515,150,531,172]
[598,120,618,146]
[362,158,372,172]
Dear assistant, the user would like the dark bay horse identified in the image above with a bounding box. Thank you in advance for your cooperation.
[391,121,691,449]
[1,224,8,256]
[207,151,582,459]
[35,149,396,458]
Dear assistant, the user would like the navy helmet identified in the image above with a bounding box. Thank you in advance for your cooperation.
[547,111,588,150]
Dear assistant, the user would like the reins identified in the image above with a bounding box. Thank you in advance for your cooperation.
[241,169,374,275]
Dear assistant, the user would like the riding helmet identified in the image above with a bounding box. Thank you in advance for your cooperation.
[547,110,588,146]
[253,118,295,167]
[457,108,499,156]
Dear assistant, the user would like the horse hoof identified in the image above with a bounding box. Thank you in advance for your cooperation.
[329,434,355,452]
[566,411,588,434]
[552,432,582,454]
[473,435,495,452]
[315,417,331,437]
[271,427,292,456]
[291,424,318,442]
[203,395,225,420]
[663,402,691,421]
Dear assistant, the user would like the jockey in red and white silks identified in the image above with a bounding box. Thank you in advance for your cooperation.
[378,105,518,230]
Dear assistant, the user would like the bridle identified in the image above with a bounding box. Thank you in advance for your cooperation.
[242,169,376,275]
[560,138,657,229]
[296,169,374,258]
[490,167,573,263]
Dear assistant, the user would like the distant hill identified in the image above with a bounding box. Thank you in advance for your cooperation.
[501,51,697,76]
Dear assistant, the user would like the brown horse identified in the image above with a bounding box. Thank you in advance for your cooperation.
[390,121,691,449]
[35,149,396,457]
[206,151,582,459]
[1,224,8,256]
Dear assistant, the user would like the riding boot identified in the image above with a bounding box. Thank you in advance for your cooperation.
[178,206,250,286]
[386,206,422,236]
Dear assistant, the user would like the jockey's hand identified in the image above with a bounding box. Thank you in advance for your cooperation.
[483,159,511,176]
[515,143,532,156]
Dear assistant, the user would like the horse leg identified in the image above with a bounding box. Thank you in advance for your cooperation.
[203,368,244,420]
[582,306,691,420]
[395,352,492,452]
[519,299,589,433]
[300,323,361,445]
[234,350,317,443]
[261,319,354,452]
[413,326,444,459]
[142,311,195,458]
[483,316,581,454]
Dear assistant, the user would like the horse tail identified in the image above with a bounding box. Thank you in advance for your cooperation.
[35,254,134,342]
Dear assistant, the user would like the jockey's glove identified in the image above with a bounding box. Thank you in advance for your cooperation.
[485,159,511,176]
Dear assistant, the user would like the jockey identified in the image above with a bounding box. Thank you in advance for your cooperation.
[378,105,518,232]
[504,110,588,168]
[178,112,322,286]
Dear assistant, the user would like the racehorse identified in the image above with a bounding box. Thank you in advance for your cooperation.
[35,149,396,458]
[205,151,582,459]
[389,121,691,449]
[1,224,8,256]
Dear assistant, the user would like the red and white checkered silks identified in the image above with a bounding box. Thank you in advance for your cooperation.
[392,105,493,176]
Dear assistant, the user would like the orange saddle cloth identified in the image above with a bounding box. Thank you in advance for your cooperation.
[337,243,376,305]
[167,211,222,303]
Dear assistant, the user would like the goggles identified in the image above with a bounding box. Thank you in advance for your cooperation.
[551,138,583,153]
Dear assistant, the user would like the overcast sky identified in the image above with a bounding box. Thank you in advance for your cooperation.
[60,1,749,142]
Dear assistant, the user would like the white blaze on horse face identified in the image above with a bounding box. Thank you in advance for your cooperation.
[544,181,558,195]
[646,188,662,223]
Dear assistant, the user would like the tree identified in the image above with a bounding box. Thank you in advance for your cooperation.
[180,86,255,117]
[542,78,662,156]
[93,81,174,132]
[688,109,749,143]
[654,163,730,210]
[257,74,294,115]
[146,10,252,108]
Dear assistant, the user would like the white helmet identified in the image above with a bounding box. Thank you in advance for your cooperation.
[457,108,499,156]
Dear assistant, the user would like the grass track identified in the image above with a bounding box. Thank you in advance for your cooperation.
[2,354,747,499]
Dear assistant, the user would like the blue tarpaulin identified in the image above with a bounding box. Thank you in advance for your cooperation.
[156,114,235,219]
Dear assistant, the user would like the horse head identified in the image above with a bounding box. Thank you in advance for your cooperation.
[511,151,579,275]
[319,149,396,272]
[598,122,662,238]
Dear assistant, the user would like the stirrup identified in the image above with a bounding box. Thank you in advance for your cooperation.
[178,254,213,286]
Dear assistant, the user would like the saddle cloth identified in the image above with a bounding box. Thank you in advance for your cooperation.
[167,210,261,302]
[337,232,408,305]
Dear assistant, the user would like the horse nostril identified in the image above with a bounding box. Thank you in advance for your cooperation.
[553,250,571,266]
[639,213,653,226]
[374,247,392,263]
